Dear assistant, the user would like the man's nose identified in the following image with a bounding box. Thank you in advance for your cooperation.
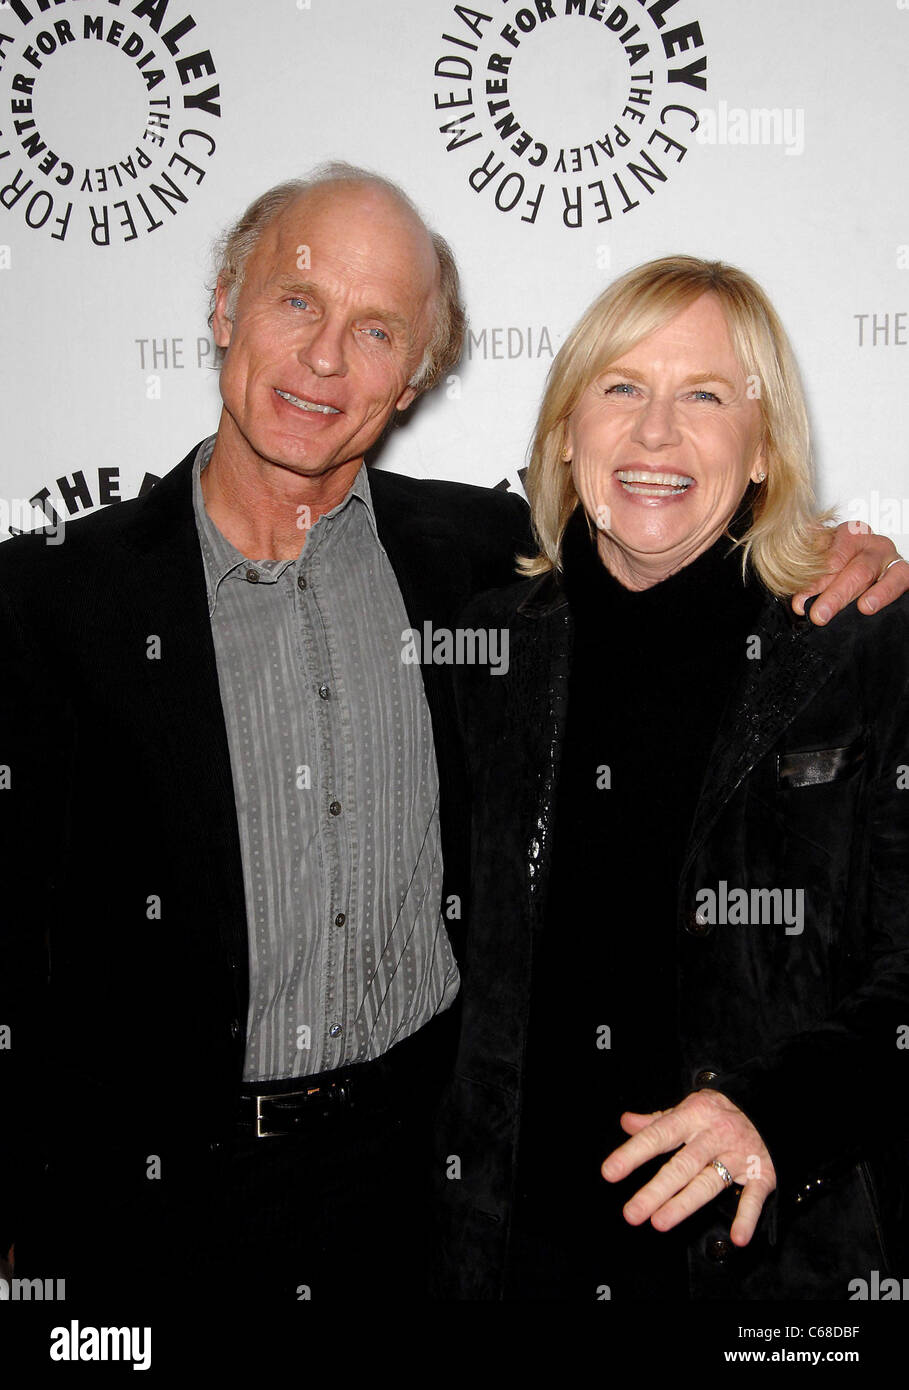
[300,315,348,377]
[630,394,681,449]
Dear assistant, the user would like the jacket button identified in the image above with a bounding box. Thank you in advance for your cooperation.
[685,906,713,937]
[230,1019,241,1039]
[694,1068,719,1088]
[706,1237,732,1263]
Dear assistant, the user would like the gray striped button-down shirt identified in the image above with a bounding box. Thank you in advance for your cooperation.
[191,438,459,1081]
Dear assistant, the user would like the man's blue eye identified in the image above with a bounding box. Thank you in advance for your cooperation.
[691,390,720,402]
[365,327,389,341]
[289,297,308,309]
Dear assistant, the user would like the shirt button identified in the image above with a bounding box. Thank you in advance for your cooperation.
[694,1068,719,1088]
[329,1023,343,1038]
[329,800,342,816]
[230,1019,241,1039]
[318,683,330,700]
[244,568,259,584]
[334,912,346,928]
[297,575,307,591]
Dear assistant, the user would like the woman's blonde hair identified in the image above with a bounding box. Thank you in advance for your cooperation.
[519,255,833,594]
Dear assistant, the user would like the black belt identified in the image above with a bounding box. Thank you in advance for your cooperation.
[237,1071,394,1138]
[234,1019,452,1139]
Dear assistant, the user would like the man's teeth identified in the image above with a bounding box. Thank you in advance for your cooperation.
[276,389,340,414]
[615,469,694,495]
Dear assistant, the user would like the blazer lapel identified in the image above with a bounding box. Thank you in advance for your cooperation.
[368,467,473,715]
[515,581,574,934]
[113,446,250,1022]
[683,598,838,874]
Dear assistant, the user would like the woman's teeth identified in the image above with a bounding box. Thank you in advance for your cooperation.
[615,470,694,496]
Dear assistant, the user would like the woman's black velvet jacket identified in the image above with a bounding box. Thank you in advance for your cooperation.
[435,567,909,1300]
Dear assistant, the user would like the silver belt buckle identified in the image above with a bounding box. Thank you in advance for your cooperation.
[254,1080,351,1137]
[255,1086,313,1139]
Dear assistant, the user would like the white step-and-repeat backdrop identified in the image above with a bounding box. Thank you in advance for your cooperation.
[0,0,906,538]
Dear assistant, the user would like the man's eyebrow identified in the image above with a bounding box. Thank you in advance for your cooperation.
[274,276,412,339]
[274,275,321,300]
[359,306,412,340]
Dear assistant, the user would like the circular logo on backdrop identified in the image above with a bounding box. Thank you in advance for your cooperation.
[0,0,220,246]
[431,0,708,231]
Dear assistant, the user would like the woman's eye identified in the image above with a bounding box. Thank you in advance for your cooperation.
[604,382,635,396]
[690,389,720,402]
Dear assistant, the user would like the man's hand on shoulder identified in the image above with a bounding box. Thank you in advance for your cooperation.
[793,521,908,624]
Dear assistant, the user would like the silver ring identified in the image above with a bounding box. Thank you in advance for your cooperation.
[883,556,906,575]
[711,1159,735,1187]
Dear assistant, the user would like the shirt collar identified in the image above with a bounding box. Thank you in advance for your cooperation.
[191,436,380,616]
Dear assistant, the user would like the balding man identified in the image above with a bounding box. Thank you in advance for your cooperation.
[1,165,903,1312]
[0,164,530,1308]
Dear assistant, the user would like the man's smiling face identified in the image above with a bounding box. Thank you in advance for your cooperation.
[211,183,439,484]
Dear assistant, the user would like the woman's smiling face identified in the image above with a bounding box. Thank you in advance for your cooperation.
[565,293,767,589]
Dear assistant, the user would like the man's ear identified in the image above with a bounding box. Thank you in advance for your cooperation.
[395,384,419,413]
[212,278,234,350]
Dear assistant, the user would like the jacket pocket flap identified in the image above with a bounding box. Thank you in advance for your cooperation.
[777,739,865,789]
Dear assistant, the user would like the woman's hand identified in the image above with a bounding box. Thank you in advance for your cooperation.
[600,1089,777,1246]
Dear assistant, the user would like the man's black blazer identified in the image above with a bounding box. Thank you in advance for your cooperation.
[0,442,530,1252]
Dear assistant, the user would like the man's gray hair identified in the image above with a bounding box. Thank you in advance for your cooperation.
[208,162,465,393]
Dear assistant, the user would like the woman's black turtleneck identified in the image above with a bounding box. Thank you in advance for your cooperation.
[504,506,767,1301]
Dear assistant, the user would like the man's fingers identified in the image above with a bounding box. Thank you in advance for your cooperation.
[793,522,909,621]
[856,555,909,614]
[792,571,837,615]
[801,556,883,624]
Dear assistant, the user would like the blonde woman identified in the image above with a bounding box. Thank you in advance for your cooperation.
[437,257,909,1301]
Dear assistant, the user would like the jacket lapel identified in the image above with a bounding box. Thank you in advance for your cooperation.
[515,580,574,934]
[368,466,472,712]
[683,598,838,874]
[112,446,251,1023]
